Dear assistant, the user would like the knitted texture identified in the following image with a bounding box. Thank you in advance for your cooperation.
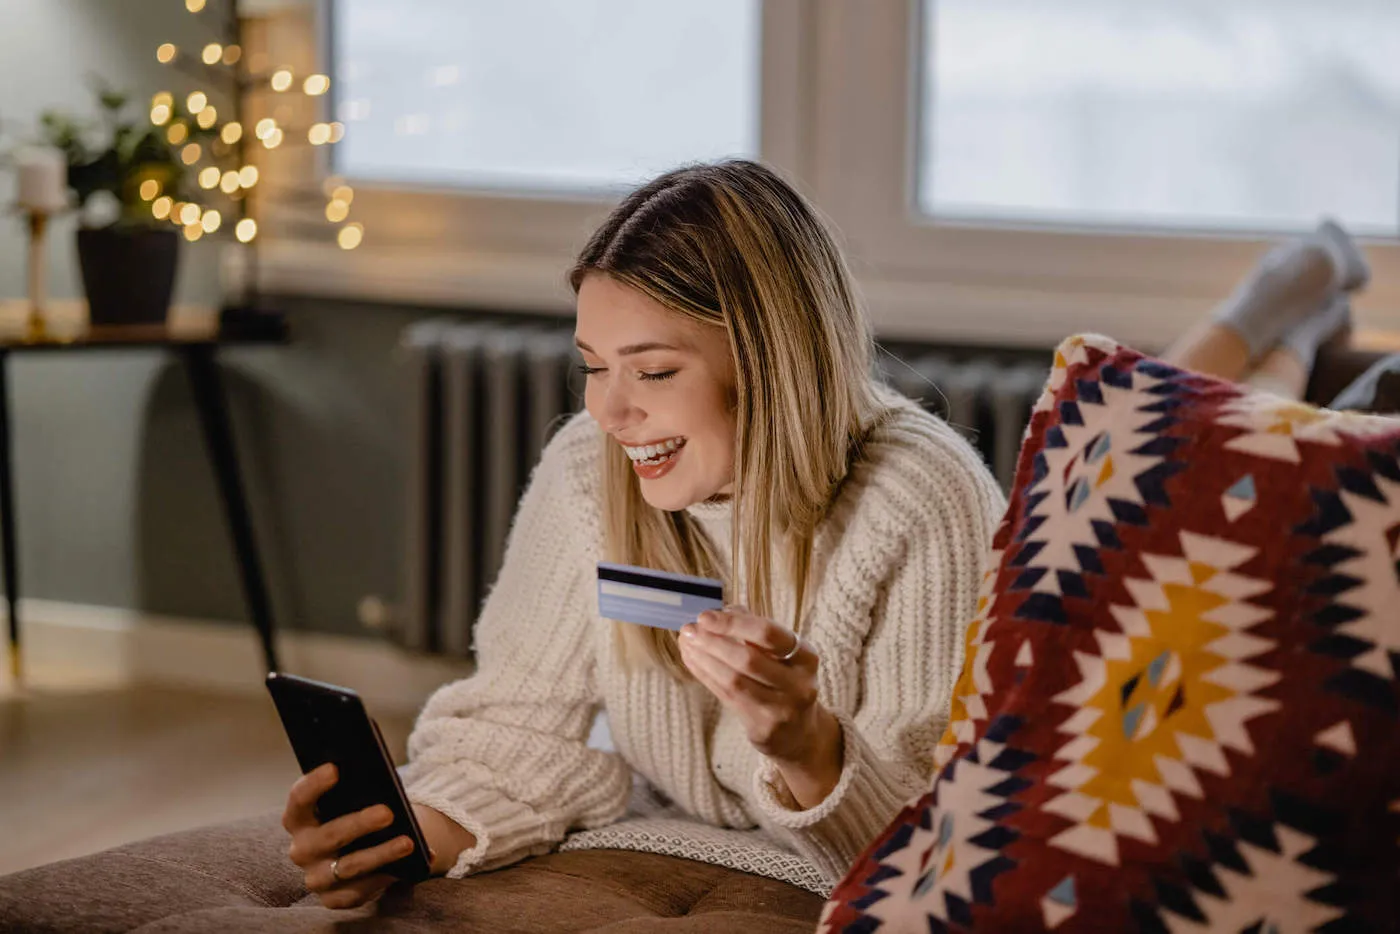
[399,389,1005,892]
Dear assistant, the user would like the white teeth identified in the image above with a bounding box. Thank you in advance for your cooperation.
[623,437,684,462]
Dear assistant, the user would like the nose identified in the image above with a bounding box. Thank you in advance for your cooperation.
[593,376,642,435]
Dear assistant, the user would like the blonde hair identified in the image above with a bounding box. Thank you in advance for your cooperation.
[569,160,881,677]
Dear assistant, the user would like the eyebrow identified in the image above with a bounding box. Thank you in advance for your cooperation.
[574,339,687,356]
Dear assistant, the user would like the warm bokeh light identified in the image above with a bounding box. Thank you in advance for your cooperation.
[139,180,161,201]
[328,122,345,143]
[222,45,242,66]
[181,142,202,165]
[270,69,294,92]
[255,118,277,140]
[156,43,177,64]
[165,123,188,145]
[186,91,208,114]
[338,223,364,250]
[201,209,222,233]
[202,43,222,65]
[198,167,220,189]
[331,185,354,204]
[179,202,201,226]
[186,0,206,11]
[221,122,242,144]
[151,196,173,220]
[184,222,204,242]
[263,128,284,149]
[197,106,218,129]
[150,104,171,126]
[152,91,174,108]
[307,123,331,146]
[238,165,260,188]
[235,218,257,243]
[303,74,331,96]
[220,170,241,194]
[325,199,350,223]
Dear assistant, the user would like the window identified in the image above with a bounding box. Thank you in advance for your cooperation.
[919,0,1400,235]
[332,0,762,193]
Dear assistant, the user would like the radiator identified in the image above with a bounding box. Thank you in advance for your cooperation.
[398,319,1047,657]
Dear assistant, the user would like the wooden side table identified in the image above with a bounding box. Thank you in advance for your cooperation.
[0,301,285,682]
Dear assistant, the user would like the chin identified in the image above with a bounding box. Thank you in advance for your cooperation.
[639,485,697,513]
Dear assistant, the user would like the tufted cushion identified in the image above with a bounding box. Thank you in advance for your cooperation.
[822,334,1400,932]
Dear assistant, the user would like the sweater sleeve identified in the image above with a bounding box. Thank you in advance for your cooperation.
[399,417,632,879]
[749,425,1005,886]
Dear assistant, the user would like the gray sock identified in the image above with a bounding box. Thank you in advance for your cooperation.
[1315,218,1370,292]
[1212,234,1341,360]
[1280,294,1351,371]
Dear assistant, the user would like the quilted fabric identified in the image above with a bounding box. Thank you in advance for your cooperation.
[821,334,1400,932]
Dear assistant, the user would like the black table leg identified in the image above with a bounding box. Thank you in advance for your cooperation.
[0,351,18,684]
[181,345,280,673]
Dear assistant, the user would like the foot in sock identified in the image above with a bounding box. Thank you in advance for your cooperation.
[1212,220,1366,360]
[1280,294,1352,372]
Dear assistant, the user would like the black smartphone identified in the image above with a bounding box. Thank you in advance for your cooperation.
[265,672,432,883]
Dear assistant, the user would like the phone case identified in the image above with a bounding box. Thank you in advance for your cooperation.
[265,672,433,883]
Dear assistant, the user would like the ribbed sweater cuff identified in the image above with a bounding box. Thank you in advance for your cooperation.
[405,773,545,879]
[752,712,917,883]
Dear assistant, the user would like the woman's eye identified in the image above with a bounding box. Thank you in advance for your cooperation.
[577,364,605,377]
[639,370,678,382]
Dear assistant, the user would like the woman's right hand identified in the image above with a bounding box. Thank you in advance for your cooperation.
[282,763,427,909]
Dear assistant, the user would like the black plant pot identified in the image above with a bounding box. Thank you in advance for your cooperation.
[76,226,180,326]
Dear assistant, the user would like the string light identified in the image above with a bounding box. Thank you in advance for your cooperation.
[157,43,177,64]
[325,199,349,223]
[152,91,174,108]
[338,223,363,250]
[186,91,208,113]
[328,122,345,143]
[307,123,331,146]
[222,45,242,66]
[254,118,277,140]
[198,167,221,189]
[263,128,284,149]
[139,180,161,201]
[270,69,294,92]
[184,222,204,242]
[331,185,354,204]
[166,122,188,144]
[220,170,241,193]
[151,196,173,220]
[201,43,222,65]
[181,142,201,165]
[303,74,331,96]
[235,218,258,243]
[221,122,243,144]
[238,165,259,188]
[196,106,218,129]
[179,203,202,226]
[186,0,206,11]
[201,209,222,234]
[150,103,172,125]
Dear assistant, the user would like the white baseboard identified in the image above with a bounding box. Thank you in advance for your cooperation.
[0,599,474,716]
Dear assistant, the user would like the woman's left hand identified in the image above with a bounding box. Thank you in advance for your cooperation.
[679,607,844,808]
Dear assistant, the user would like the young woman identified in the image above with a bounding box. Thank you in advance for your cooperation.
[281,159,1007,909]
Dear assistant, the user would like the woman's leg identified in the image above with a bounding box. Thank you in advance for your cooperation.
[1244,296,1352,401]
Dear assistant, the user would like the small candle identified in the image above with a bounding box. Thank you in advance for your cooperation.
[15,147,69,213]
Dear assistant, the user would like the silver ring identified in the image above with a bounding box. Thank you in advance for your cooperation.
[329,858,344,883]
[777,633,801,663]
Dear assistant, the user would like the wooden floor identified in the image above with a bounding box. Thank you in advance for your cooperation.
[0,680,413,876]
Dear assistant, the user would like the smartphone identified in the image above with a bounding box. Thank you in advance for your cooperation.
[265,672,433,883]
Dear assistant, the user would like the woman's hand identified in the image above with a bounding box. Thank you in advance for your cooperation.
[282,764,437,909]
[679,607,844,809]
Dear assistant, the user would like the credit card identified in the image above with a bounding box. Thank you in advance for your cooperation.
[597,562,724,632]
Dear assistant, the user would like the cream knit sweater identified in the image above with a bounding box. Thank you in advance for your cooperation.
[400,391,1005,895]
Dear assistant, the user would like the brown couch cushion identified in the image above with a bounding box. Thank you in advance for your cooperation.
[0,811,822,933]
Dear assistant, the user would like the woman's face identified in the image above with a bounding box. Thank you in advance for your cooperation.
[576,273,737,511]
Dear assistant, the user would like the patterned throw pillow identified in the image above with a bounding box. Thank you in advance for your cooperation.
[822,334,1400,933]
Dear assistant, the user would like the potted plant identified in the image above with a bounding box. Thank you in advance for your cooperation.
[38,83,188,325]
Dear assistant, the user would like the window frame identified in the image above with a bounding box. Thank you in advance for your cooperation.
[250,0,1400,348]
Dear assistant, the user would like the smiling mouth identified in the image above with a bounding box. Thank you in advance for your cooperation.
[623,437,686,466]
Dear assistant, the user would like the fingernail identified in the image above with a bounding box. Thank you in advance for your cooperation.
[680,626,696,640]
[397,837,413,854]
[377,806,394,823]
